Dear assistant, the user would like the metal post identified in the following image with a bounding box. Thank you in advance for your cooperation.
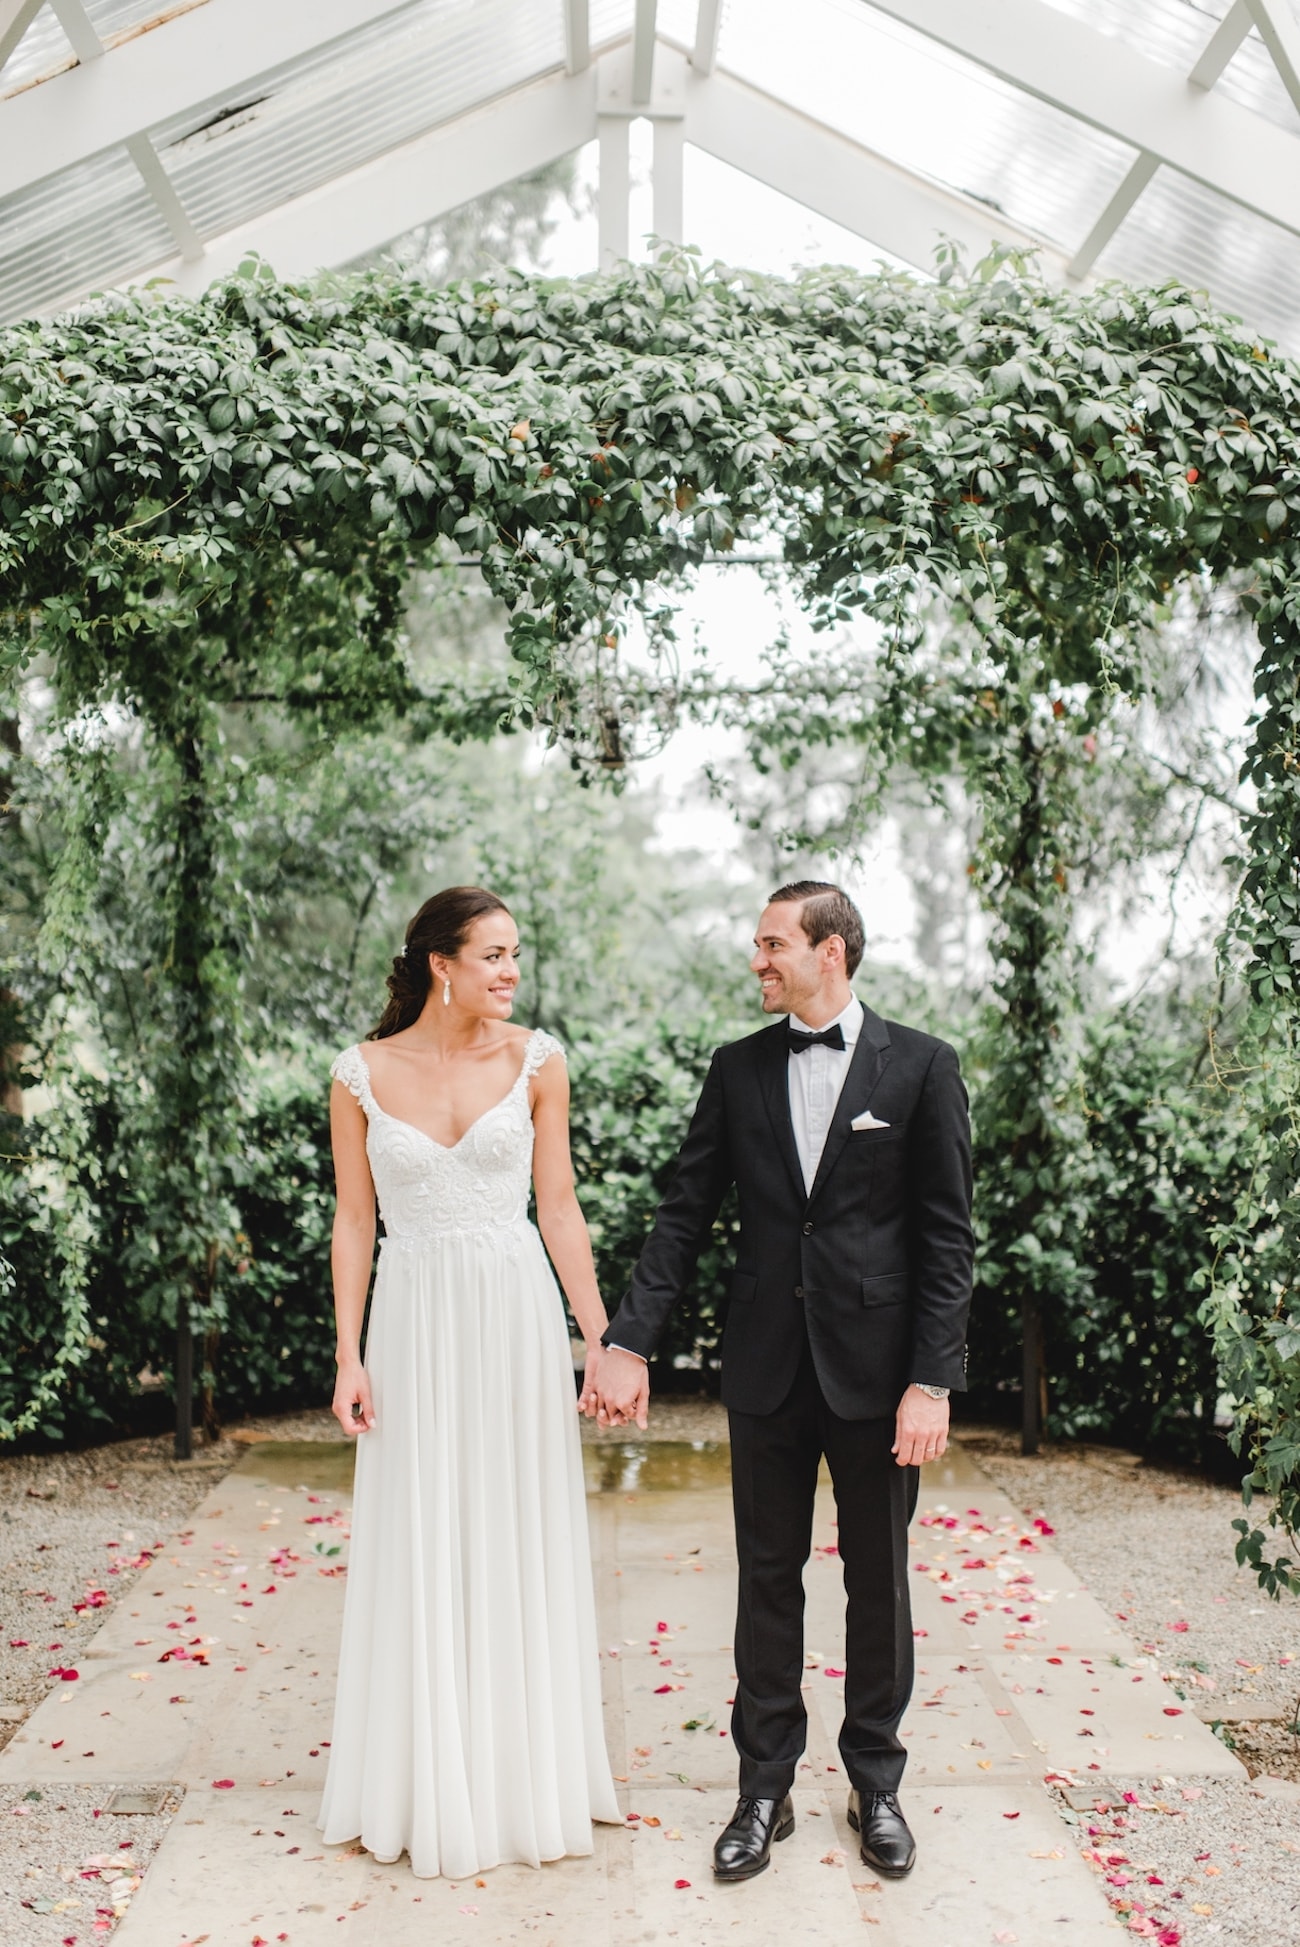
[175,1297,193,1460]
[1021,1295,1044,1456]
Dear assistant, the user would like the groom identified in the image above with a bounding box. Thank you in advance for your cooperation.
[595,882,973,1883]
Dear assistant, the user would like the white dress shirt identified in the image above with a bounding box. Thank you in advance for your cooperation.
[787,996,864,1196]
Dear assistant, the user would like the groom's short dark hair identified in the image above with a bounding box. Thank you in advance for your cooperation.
[769,881,865,978]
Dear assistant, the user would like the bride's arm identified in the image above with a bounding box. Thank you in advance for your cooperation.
[330,1079,378,1435]
[530,1053,621,1412]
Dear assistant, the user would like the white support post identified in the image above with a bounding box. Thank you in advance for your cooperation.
[692,0,722,74]
[1189,0,1253,88]
[1247,0,1300,116]
[48,0,103,63]
[1066,152,1159,281]
[652,114,684,245]
[0,0,44,76]
[563,0,589,76]
[125,132,204,262]
[631,0,657,104]
[598,113,630,267]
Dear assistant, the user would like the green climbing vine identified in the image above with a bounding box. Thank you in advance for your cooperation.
[0,248,1297,1582]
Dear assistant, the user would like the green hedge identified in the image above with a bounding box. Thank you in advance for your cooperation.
[0,1007,1253,1450]
[965,1007,1251,1456]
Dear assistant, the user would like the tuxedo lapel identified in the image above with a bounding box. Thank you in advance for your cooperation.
[808,1007,892,1205]
[755,1024,807,1207]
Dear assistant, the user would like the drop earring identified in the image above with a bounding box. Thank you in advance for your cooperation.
[443,978,451,1007]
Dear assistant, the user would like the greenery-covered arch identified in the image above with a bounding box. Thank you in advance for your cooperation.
[1,251,1297,1581]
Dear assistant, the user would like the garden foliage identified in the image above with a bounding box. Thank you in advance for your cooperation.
[0,253,1297,1585]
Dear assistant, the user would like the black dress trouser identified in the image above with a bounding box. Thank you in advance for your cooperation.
[727,1331,920,1799]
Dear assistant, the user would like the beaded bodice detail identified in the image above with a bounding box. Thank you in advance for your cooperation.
[331,1031,563,1244]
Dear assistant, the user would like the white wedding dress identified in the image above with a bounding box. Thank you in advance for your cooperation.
[317,1029,619,1877]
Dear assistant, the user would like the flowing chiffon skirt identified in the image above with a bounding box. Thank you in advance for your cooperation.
[317,1221,619,1877]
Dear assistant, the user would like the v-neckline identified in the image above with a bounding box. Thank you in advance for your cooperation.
[356,1032,537,1153]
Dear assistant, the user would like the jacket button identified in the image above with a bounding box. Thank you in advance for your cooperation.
[795,1285,805,1299]
[802,1221,814,1235]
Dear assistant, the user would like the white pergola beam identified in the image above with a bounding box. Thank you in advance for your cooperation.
[631,0,656,104]
[134,62,597,298]
[1189,0,1253,89]
[0,0,44,76]
[48,0,103,65]
[685,66,1064,277]
[1247,0,1300,117]
[563,0,589,75]
[692,0,722,75]
[0,0,421,200]
[864,0,1300,239]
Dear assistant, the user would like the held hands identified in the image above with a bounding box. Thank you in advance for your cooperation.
[332,1357,376,1438]
[892,1384,949,1468]
[578,1342,649,1431]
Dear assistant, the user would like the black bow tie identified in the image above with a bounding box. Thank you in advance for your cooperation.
[787,1023,846,1054]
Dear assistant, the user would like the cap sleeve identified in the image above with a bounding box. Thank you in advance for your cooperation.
[330,1044,375,1114]
[522,1029,565,1081]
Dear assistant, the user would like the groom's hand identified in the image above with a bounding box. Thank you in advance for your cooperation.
[596,1346,650,1431]
[892,1385,949,1468]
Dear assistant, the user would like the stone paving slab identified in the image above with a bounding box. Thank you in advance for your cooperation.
[0,1467,347,1790]
[0,1434,1209,1945]
[989,1650,1243,1778]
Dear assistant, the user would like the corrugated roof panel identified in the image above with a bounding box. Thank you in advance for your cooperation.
[1099,165,1300,353]
[153,0,564,242]
[1043,0,1300,137]
[1,1,206,95]
[0,3,76,92]
[0,145,173,322]
[719,0,1136,259]
[589,0,636,47]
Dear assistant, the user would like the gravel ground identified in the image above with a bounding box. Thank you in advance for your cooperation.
[1051,1773,1300,1947]
[963,1423,1300,1947]
[0,1432,234,1756]
[2,1782,182,1947]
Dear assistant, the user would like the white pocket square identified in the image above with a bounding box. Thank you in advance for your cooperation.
[851,1110,891,1131]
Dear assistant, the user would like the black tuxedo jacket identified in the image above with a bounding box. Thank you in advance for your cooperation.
[603,1007,973,1419]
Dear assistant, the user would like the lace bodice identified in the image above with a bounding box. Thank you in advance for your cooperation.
[331,1030,563,1245]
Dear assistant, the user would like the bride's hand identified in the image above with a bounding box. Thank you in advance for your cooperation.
[333,1360,376,1436]
[577,1341,604,1417]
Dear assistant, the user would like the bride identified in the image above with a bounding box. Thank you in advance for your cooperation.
[316,885,621,1877]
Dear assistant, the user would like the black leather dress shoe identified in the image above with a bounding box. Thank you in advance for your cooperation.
[847,1789,916,1877]
[712,1793,795,1881]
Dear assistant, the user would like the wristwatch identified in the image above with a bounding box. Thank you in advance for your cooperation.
[913,1383,950,1400]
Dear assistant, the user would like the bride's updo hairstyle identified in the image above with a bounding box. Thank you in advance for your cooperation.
[369,886,512,1040]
